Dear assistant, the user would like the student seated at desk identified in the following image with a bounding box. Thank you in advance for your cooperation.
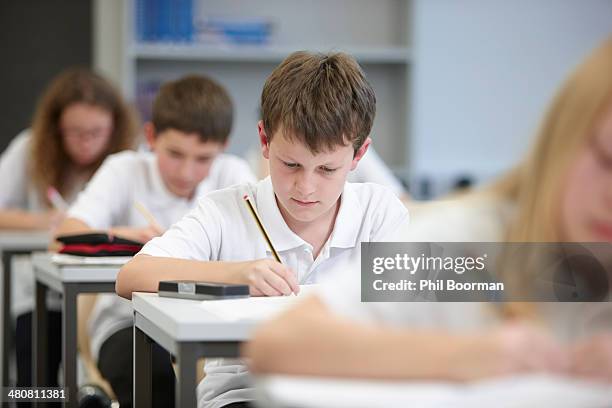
[116,51,410,408]
[245,37,612,385]
[55,74,255,407]
[0,68,138,394]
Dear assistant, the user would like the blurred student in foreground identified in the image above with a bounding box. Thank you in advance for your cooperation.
[245,37,612,383]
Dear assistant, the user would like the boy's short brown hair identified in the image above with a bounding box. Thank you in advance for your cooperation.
[153,75,233,143]
[261,51,376,153]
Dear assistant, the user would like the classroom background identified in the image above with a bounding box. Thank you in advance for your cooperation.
[2,0,610,200]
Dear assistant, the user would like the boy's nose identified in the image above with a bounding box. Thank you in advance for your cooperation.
[295,172,316,197]
[178,161,195,180]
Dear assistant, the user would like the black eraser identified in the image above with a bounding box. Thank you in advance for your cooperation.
[158,280,250,300]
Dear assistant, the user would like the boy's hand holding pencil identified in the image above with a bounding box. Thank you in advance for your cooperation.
[234,258,299,296]
[242,194,300,296]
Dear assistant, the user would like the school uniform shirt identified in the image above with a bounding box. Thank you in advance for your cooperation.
[0,130,86,315]
[138,176,410,408]
[317,195,612,347]
[67,150,256,361]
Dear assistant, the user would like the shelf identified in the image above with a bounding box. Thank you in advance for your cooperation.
[130,43,412,64]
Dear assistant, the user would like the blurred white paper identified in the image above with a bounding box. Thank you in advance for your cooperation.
[51,253,132,266]
[256,374,612,408]
[200,284,319,322]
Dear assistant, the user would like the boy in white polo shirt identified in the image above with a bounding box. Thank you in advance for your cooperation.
[116,51,410,408]
[55,75,255,407]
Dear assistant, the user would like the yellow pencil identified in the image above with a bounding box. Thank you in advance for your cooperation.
[243,194,282,263]
[133,201,163,232]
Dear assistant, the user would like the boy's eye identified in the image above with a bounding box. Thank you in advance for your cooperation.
[320,166,337,173]
[283,161,299,169]
[168,150,183,159]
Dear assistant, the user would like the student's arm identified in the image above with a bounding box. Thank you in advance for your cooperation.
[116,255,299,299]
[571,333,612,382]
[55,217,93,236]
[244,295,569,381]
[77,295,116,399]
[0,132,60,230]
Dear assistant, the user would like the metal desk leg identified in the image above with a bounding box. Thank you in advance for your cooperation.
[33,280,49,387]
[33,280,49,408]
[176,343,198,408]
[2,251,12,388]
[134,324,152,408]
[62,284,78,407]
[4,249,37,389]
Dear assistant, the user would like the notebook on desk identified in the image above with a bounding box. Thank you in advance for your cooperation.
[51,253,132,266]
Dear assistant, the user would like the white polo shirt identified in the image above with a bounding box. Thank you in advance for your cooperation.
[318,197,610,347]
[318,196,509,332]
[68,150,256,360]
[0,130,88,315]
[139,176,410,408]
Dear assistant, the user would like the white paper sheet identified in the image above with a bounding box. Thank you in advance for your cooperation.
[200,284,319,322]
[51,253,132,266]
[256,374,612,408]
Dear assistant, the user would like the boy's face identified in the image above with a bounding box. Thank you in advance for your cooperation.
[146,125,225,198]
[259,121,370,227]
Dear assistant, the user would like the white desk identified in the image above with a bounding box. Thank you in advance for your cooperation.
[132,291,310,408]
[32,253,130,407]
[255,374,612,408]
[0,231,49,389]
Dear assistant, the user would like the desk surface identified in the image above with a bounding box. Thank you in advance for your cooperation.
[0,231,49,250]
[256,374,612,408]
[133,289,314,342]
[32,252,129,283]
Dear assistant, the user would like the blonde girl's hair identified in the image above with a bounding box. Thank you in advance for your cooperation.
[472,38,612,318]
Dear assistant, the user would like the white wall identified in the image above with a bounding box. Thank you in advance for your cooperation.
[410,0,612,195]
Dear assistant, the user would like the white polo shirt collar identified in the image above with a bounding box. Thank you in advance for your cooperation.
[254,177,364,254]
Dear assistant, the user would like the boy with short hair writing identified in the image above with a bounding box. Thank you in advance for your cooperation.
[117,51,410,408]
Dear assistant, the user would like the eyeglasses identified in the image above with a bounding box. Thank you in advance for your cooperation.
[62,126,111,141]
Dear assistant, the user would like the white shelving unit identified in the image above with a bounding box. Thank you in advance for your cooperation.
[120,0,412,173]
[130,44,412,64]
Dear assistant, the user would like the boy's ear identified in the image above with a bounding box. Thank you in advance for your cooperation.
[143,122,157,151]
[258,120,270,159]
[350,137,372,170]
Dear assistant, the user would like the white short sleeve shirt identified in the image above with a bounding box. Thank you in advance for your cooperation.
[74,150,257,360]
[139,176,410,408]
[317,197,510,330]
[0,130,87,315]
[68,150,256,230]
